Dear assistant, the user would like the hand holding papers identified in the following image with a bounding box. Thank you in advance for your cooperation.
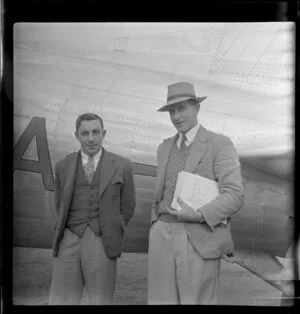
[171,171,227,225]
[167,197,203,222]
[171,171,219,211]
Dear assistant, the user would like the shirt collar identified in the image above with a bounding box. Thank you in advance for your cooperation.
[177,124,200,148]
[81,148,103,167]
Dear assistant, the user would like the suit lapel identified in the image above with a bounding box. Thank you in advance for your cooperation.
[62,151,79,217]
[155,135,177,201]
[98,149,117,198]
[160,135,177,177]
[184,125,208,173]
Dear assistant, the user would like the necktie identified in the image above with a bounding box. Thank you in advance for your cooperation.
[180,134,187,151]
[85,156,94,184]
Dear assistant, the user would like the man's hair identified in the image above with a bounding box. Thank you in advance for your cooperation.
[75,113,104,132]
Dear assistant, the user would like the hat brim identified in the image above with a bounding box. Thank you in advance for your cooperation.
[157,96,207,112]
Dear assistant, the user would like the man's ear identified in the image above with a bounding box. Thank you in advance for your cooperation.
[75,131,79,141]
[102,130,107,138]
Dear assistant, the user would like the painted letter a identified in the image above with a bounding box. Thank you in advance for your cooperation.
[14,117,55,191]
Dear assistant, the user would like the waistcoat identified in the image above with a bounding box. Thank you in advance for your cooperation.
[158,142,191,215]
[66,155,102,237]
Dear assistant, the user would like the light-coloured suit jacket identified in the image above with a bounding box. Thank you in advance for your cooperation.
[151,125,244,259]
[52,148,136,259]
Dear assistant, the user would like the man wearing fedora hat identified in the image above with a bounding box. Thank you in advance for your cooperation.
[147,82,244,304]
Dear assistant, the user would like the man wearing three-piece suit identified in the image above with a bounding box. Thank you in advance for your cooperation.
[148,82,244,304]
[49,113,136,305]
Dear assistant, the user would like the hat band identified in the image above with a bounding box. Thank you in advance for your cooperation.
[167,93,195,101]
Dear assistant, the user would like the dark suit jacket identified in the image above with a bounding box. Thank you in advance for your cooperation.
[151,125,244,259]
[52,148,136,258]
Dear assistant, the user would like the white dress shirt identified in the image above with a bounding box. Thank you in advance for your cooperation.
[177,124,200,149]
[81,148,102,170]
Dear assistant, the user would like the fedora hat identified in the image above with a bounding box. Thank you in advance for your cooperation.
[157,82,207,112]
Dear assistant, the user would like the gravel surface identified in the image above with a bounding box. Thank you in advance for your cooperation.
[12,247,282,306]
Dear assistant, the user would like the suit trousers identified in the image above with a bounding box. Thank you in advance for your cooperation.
[147,220,221,305]
[49,226,117,305]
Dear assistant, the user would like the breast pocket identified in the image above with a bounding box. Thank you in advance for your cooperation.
[195,161,213,176]
[110,176,124,199]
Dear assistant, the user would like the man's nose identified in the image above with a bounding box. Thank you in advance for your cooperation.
[173,110,181,120]
[88,133,94,141]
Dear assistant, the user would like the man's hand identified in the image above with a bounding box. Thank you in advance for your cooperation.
[166,197,204,222]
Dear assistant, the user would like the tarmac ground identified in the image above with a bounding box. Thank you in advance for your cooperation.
[12,247,283,306]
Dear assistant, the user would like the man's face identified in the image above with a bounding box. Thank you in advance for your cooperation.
[75,119,106,156]
[169,101,199,134]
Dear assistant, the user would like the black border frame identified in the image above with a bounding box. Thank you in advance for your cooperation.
[2,0,299,313]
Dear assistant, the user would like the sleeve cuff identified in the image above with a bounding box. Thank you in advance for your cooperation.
[198,208,216,231]
[196,209,205,223]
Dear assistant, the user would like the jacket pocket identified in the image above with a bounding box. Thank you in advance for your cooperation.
[195,162,213,173]
[110,176,123,199]
[111,173,124,185]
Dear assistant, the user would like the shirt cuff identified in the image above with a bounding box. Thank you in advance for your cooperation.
[197,209,205,223]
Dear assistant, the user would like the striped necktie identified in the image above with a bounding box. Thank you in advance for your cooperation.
[180,134,187,151]
[85,156,94,184]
